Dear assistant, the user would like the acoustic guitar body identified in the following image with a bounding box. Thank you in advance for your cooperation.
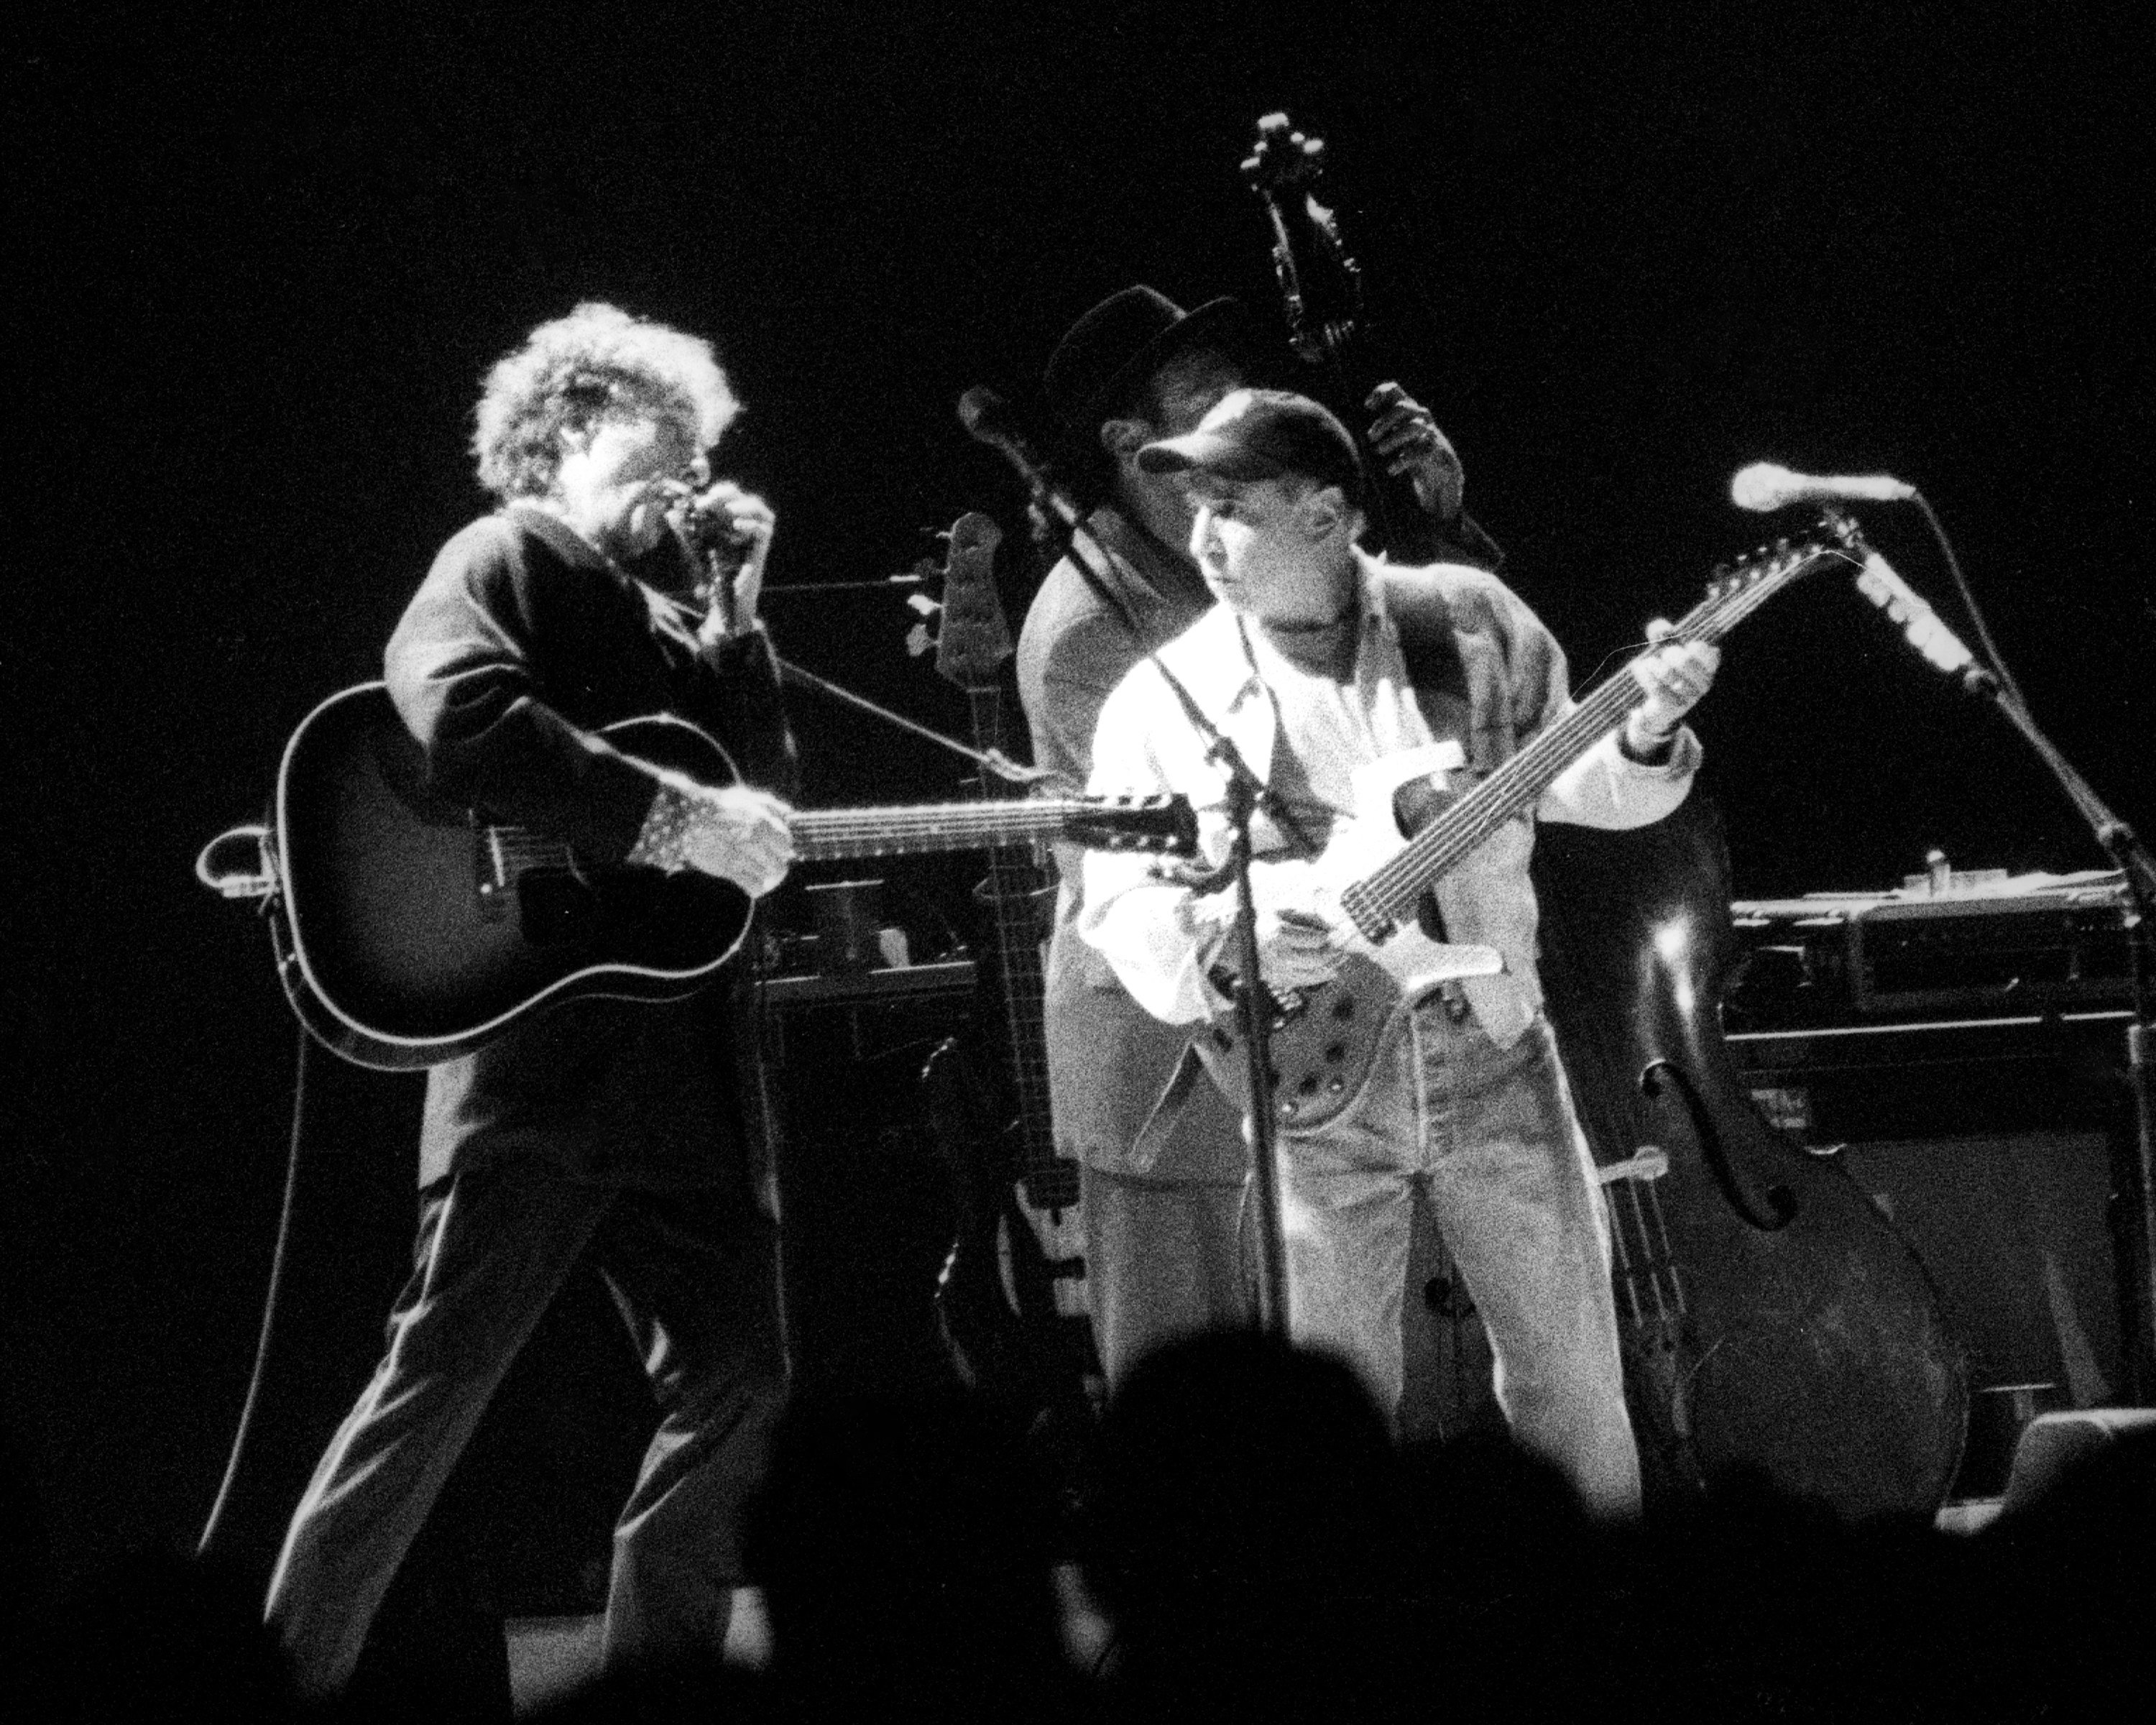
[273,683,750,1070]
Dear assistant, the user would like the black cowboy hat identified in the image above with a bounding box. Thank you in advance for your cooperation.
[1041,285,1243,431]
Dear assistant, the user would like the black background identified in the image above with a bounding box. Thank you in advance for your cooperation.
[9,2,2149,1602]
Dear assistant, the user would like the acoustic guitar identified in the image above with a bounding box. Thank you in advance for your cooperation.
[265,681,1194,1070]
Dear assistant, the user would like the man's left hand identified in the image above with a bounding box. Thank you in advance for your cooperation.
[1625,620,1721,754]
[1365,382,1465,521]
[689,482,776,639]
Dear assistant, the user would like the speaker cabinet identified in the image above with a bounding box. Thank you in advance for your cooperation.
[1838,1132,2124,1404]
[1736,1013,2142,1494]
[1738,1016,2133,1406]
[744,965,979,1396]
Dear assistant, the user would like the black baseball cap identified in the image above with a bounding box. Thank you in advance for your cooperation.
[1135,388,1366,505]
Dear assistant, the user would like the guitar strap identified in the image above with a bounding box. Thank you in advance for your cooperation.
[1381,563,1565,774]
[1141,648,1325,859]
[1382,567,1474,745]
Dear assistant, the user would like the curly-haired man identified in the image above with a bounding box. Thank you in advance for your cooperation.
[265,303,799,1695]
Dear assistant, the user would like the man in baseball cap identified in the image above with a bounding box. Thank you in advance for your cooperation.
[1080,383,1722,1518]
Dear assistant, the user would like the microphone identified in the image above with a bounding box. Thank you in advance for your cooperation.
[957,385,1035,462]
[1849,547,1993,692]
[1731,462,1917,511]
[958,386,1092,537]
[959,385,1141,636]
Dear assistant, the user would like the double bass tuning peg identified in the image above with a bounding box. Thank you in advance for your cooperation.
[1243,111,1323,185]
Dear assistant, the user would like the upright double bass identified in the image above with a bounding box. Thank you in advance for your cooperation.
[1240,114,1968,1517]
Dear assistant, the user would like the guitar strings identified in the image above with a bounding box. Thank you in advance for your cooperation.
[481,797,1169,865]
[1347,545,1855,931]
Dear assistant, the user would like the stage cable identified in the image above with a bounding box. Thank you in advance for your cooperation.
[197,1019,311,1558]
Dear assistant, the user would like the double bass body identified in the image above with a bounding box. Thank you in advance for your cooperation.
[1531,794,1970,1519]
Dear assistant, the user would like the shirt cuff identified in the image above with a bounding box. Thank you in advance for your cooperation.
[1615,720,1700,775]
[626,784,698,871]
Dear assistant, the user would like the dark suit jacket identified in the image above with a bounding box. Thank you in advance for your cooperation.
[386,503,799,1190]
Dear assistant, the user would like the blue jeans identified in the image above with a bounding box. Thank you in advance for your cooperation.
[1280,1003,1641,1519]
[1082,1157,1254,1386]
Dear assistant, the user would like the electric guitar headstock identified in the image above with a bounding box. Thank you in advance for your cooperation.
[1242,111,1364,367]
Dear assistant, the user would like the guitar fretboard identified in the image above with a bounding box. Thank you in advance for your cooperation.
[482,796,1171,872]
[792,800,1141,860]
[1339,532,1861,939]
[967,686,1072,1210]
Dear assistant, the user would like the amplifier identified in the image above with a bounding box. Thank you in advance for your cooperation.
[737,954,982,1397]
[1727,868,2131,1029]
[1730,1011,2137,1475]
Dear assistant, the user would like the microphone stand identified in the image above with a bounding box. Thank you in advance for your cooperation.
[1971,675,2156,1402]
[1207,733,1294,1340]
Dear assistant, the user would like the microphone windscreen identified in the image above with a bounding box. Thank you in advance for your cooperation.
[1730,462,1794,512]
[957,386,1005,438]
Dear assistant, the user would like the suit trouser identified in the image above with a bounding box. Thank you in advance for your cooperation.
[264,1160,786,1694]
[1278,1006,1642,1521]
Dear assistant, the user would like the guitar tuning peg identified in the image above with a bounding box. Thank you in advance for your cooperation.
[905,621,936,659]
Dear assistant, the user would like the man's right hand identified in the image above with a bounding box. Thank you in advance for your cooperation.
[1211,905,1345,997]
[676,783,796,896]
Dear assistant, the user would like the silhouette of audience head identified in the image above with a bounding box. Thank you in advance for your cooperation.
[1084,1330,1408,1719]
[746,1384,1079,1719]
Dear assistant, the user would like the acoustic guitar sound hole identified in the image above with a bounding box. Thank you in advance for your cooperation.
[517,871,600,946]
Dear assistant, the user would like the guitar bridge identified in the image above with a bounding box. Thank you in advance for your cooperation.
[471,816,512,920]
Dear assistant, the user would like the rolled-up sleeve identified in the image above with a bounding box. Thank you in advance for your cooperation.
[1539,719,1700,829]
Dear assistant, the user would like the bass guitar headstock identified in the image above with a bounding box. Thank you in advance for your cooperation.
[1242,111,1363,367]
[904,511,1012,693]
[1686,514,1869,640]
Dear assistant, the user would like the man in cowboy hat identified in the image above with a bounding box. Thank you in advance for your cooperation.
[1015,286,1496,1387]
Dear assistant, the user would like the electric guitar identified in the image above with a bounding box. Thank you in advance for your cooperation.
[266,681,1194,1070]
[911,513,1102,1417]
[1197,519,1869,1136]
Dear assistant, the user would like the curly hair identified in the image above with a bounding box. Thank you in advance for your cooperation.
[471,302,742,501]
